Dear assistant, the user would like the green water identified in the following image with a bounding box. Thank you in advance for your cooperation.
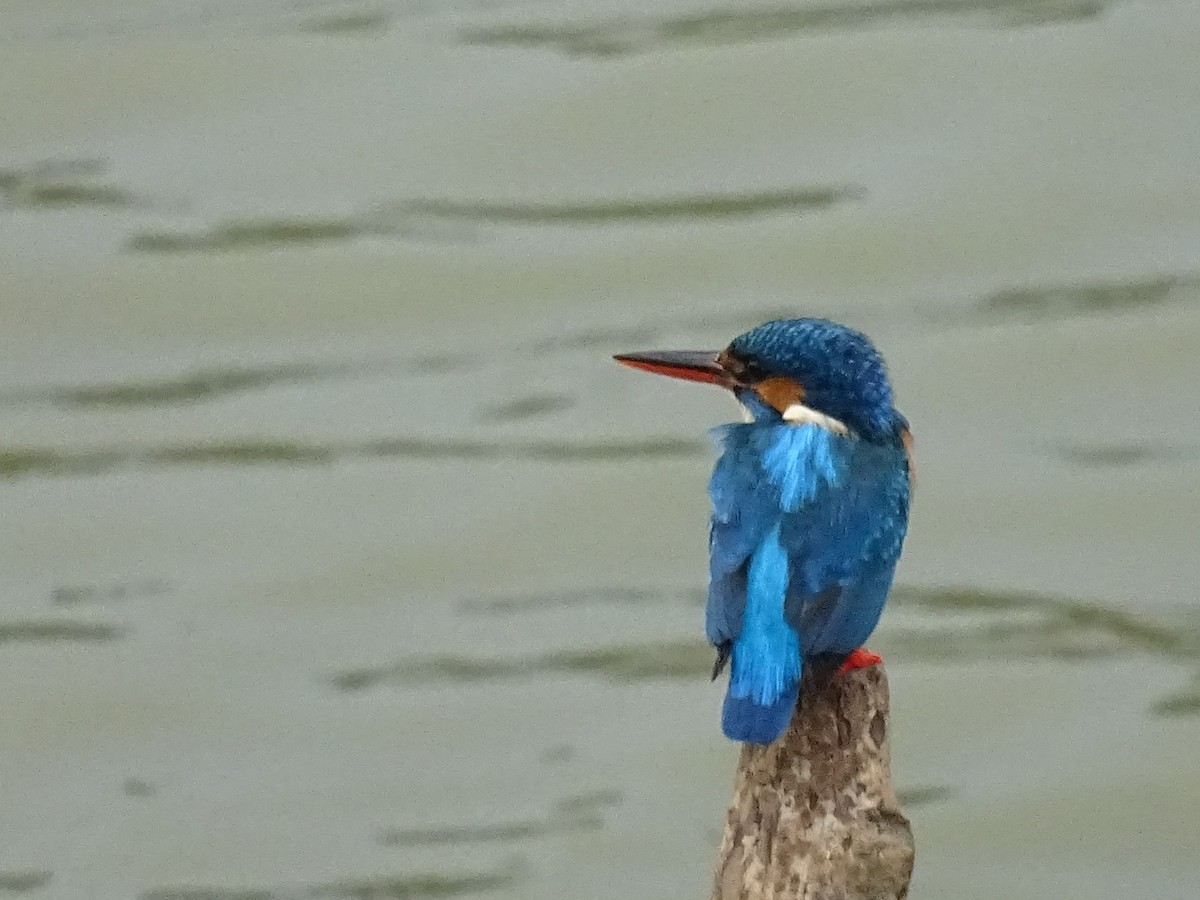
[2,1,1199,897]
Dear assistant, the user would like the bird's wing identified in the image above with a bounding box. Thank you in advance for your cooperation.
[779,438,910,654]
[705,425,779,650]
[706,423,909,659]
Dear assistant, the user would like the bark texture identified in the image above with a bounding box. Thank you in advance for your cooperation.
[711,664,914,900]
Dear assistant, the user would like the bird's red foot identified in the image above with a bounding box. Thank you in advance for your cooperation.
[837,647,883,675]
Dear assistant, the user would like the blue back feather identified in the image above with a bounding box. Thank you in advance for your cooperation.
[707,421,910,744]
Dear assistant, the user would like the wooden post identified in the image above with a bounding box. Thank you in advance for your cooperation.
[711,664,914,900]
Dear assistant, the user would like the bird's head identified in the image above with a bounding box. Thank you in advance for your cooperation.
[615,318,906,445]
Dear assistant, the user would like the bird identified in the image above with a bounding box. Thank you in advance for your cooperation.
[614,318,912,745]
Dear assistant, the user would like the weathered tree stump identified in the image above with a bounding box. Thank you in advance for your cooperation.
[711,664,914,900]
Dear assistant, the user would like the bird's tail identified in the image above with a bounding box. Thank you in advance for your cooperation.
[721,679,799,744]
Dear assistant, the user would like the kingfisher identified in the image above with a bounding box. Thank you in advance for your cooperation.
[614,318,912,744]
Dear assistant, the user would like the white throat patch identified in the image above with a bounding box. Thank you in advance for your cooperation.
[780,403,850,435]
[737,400,850,434]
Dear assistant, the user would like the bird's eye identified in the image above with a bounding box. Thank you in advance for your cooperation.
[740,359,766,381]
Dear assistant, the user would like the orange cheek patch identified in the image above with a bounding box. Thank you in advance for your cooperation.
[754,376,805,414]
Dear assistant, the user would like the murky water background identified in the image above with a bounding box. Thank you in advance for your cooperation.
[2,1,1199,897]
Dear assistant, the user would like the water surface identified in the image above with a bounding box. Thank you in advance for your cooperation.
[2,1,1199,898]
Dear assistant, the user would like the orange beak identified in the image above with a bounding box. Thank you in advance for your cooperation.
[612,350,728,386]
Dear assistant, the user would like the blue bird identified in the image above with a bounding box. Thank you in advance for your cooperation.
[614,318,912,744]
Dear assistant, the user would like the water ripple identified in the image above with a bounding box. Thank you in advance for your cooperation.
[123,186,858,252]
[977,273,1198,320]
[0,159,148,210]
[482,393,575,423]
[1152,677,1200,718]
[51,580,171,607]
[379,791,620,847]
[0,871,52,893]
[140,869,517,900]
[0,363,359,410]
[330,641,711,691]
[125,215,415,253]
[1056,441,1196,469]
[0,436,704,480]
[896,786,955,808]
[401,186,860,224]
[0,619,125,644]
[298,9,391,34]
[460,0,1105,58]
